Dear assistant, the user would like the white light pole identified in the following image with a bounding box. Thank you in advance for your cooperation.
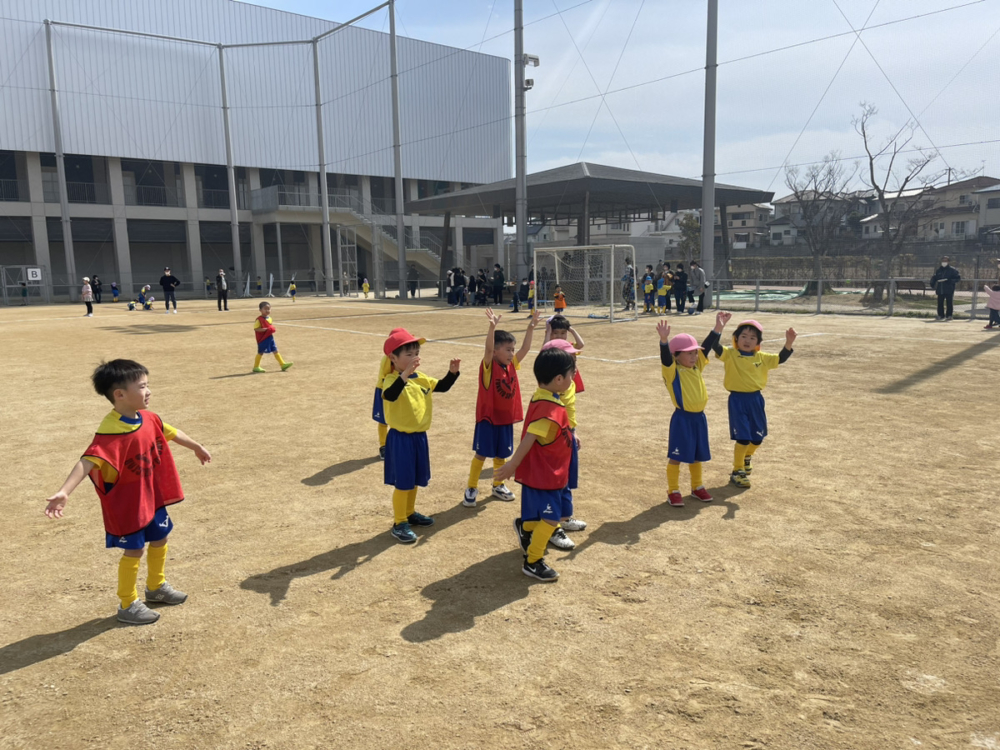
[700,0,718,282]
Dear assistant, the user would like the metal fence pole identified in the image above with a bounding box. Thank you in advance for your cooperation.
[970,278,980,321]
[816,278,823,314]
[887,278,896,317]
[754,278,760,312]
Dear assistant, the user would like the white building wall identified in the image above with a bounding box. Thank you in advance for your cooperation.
[0,0,511,184]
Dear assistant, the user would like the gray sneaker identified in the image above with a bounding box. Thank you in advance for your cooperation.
[145,581,188,605]
[548,528,576,550]
[117,599,160,625]
[491,483,516,502]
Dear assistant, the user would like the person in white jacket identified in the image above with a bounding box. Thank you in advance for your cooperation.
[982,283,1000,329]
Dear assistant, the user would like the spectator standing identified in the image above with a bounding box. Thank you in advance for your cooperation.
[491,263,506,305]
[621,259,635,311]
[82,276,94,317]
[159,267,181,314]
[468,272,478,305]
[216,268,229,312]
[454,269,468,307]
[92,275,103,304]
[673,263,688,314]
[688,260,708,315]
[407,264,419,298]
[447,268,456,305]
[930,255,961,321]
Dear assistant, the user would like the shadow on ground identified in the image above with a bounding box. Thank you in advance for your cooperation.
[875,335,1000,394]
[101,325,199,335]
[0,617,118,675]
[400,549,531,643]
[240,502,482,605]
[302,456,380,485]
[566,483,741,559]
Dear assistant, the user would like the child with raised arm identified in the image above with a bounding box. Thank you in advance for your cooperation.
[44,359,211,625]
[658,314,725,506]
[709,318,796,488]
[496,347,577,582]
[381,328,461,543]
[463,308,540,508]
[252,301,294,373]
[553,285,567,313]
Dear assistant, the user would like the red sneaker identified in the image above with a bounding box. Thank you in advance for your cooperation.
[667,491,684,507]
[691,486,713,502]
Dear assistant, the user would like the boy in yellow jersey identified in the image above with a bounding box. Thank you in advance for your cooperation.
[363,278,370,298]
[709,318,796,488]
[656,269,672,314]
[464,307,540,508]
[44,359,211,625]
[289,281,297,301]
[526,280,535,316]
[658,314,725,506]
[252,302,293,373]
[372,353,392,459]
[381,328,461,544]
[496,347,577,582]
[641,265,656,313]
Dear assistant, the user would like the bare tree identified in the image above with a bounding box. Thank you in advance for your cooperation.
[784,152,860,295]
[855,103,940,303]
[677,212,701,264]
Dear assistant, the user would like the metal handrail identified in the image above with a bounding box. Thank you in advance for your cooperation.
[0,179,28,202]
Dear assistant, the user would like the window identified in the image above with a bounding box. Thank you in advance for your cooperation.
[741,220,746,226]
[771,233,782,242]
[959,194,968,205]
[952,221,967,235]
[783,229,791,236]
[864,226,870,235]
[988,198,1000,209]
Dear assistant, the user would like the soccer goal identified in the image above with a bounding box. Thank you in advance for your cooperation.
[532,245,640,322]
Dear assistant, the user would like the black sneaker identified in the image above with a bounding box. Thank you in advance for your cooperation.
[522,556,559,582]
[407,512,434,527]
[379,446,386,460]
[513,518,531,553]
[391,522,417,544]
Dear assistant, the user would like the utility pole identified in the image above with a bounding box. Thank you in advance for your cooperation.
[514,0,527,276]
[700,0,718,282]
[389,0,407,298]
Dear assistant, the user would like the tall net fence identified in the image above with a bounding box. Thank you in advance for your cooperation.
[533,245,639,322]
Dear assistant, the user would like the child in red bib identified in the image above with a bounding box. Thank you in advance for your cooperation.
[253,301,293,373]
[44,360,211,626]
[463,307,540,508]
[496,347,578,582]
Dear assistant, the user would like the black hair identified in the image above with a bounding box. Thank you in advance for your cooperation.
[533,347,576,385]
[494,330,516,346]
[548,314,571,331]
[734,324,762,344]
[993,284,1000,292]
[645,265,653,271]
[391,342,421,358]
[92,359,148,403]
[258,301,269,311]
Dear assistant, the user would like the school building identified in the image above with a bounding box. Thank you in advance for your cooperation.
[0,0,510,301]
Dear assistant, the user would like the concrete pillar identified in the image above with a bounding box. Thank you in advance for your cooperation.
[309,224,323,285]
[107,157,134,296]
[361,175,372,216]
[24,153,53,300]
[454,218,464,269]
[495,218,504,268]
[251,222,266,285]
[186,219,203,297]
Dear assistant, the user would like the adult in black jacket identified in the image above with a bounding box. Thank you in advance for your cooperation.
[672,263,689,313]
[159,267,181,313]
[491,264,505,305]
[930,256,961,320]
[92,275,103,303]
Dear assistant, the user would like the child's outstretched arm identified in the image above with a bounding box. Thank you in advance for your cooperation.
[45,458,96,518]
[568,324,585,350]
[656,320,674,367]
[483,308,501,365]
[494,433,538,482]
[172,429,212,465]
[515,309,541,362]
[708,310,731,356]
[433,359,462,392]
[779,328,797,363]
[543,318,552,345]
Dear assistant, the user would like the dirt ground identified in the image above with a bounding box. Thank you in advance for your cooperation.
[1,296,998,750]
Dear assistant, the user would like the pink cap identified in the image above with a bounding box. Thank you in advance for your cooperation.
[668,333,700,354]
[737,319,763,334]
[542,339,580,354]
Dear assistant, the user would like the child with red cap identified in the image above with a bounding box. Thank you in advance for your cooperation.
[657,313,727,506]
[709,318,796,488]
[381,328,461,543]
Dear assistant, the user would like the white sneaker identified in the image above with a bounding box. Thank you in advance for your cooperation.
[562,517,587,532]
[172,309,177,314]
[462,487,478,507]
[549,528,576,550]
[491,484,515,502]
[86,313,93,317]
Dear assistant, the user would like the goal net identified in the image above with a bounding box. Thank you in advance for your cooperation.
[532,245,639,322]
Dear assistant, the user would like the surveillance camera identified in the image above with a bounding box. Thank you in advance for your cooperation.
[524,54,540,67]
[523,78,534,91]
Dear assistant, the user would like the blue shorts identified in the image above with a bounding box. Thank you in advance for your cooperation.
[372,387,386,424]
[290,289,296,296]
[728,391,767,443]
[384,429,431,490]
[472,421,514,459]
[657,295,667,306]
[568,434,579,490]
[106,506,173,549]
[668,409,711,464]
[520,485,573,523]
[257,337,278,355]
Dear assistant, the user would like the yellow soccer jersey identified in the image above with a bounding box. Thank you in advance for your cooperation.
[84,411,177,487]
[375,355,392,388]
[662,350,710,412]
[528,288,535,299]
[290,283,297,291]
[718,347,781,392]
[644,282,654,293]
[382,371,440,433]
[561,381,577,429]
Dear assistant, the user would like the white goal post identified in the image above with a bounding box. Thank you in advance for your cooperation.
[532,245,640,322]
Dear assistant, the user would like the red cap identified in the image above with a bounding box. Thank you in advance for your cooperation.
[668,333,700,355]
[383,327,425,356]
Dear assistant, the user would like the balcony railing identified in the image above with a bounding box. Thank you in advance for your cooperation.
[198,188,248,210]
[0,179,28,202]
[124,184,184,207]
[371,197,396,215]
[250,186,364,215]
[42,182,112,204]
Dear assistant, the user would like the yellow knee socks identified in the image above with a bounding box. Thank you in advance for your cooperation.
[406,489,417,517]
[253,354,263,369]
[275,353,288,367]
[733,443,749,471]
[667,463,680,492]
[746,443,760,457]
[378,422,388,448]
[146,544,167,592]
[468,455,485,488]
[117,555,140,609]
[526,522,557,563]
[492,458,506,486]
[689,462,703,490]
[392,489,409,525]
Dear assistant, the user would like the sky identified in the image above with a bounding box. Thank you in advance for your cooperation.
[238,0,1000,198]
